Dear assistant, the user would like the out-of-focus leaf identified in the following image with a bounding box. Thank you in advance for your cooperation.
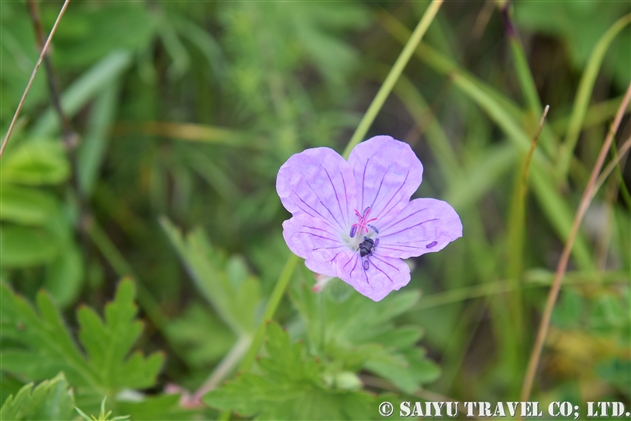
[44,243,83,308]
[0,279,163,395]
[0,3,47,121]
[0,185,59,225]
[446,143,516,210]
[0,373,74,421]
[551,289,583,329]
[160,217,262,336]
[514,2,630,88]
[0,141,69,186]
[31,50,133,137]
[0,225,59,267]
[117,394,199,421]
[365,348,441,394]
[49,3,156,69]
[164,303,235,367]
[556,14,631,180]
[78,80,120,196]
[204,323,377,420]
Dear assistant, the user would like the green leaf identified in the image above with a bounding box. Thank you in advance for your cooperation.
[0,279,163,396]
[31,50,133,137]
[0,373,74,421]
[117,394,198,421]
[204,323,378,420]
[50,3,156,69]
[0,225,60,267]
[0,185,59,225]
[164,303,235,367]
[290,281,438,393]
[44,242,84,308]
[365,348,440,394]
[160,217,262,335]
[0,141,70,186]
[78,79,121,196]
[76,279,164,390]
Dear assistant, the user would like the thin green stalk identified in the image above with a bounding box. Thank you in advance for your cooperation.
[501,5,542,119]
[503,106,549,387]
[551,95,631,134]
[218,253,299,421]
[414,270,625,311]
[520,83,631,404]
[227,0,445,381]
[557,14,631,180]
[238,253,299,373]
[218,7,446,419]
[392,73,461,181]
[342,0,444,159]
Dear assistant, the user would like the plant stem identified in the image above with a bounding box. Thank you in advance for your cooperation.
[342,0,444,159]
[238,253,299,373]
[0,0,70,157]
[217,253,299,420]
[217,3,444,419]
[520,83,631,404]
[193,335,251,401]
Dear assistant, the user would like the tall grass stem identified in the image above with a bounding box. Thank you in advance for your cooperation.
[0,0,71,157]
[520,83,631,403]
[342,0,443,159]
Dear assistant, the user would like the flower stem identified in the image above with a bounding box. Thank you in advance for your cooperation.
[217,253,299,420]
[342,0,444,159]
[239,253,300,373]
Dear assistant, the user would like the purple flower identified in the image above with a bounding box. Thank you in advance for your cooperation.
[276,136,462,301]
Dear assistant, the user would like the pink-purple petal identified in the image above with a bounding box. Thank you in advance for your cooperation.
[338,253,411,302]
[377,198,462,259]
[347,136,423,228]
[282,215,344,278]
[277,147,356,231]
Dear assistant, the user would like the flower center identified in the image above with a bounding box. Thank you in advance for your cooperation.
[344,207,381,270]
[349,207,378,238]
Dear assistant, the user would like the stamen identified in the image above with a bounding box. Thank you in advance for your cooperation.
[349,226,357,238]
[426,241,438,249]
[374,239,379,247]
[363,260,369,271]
[351,206,378,237]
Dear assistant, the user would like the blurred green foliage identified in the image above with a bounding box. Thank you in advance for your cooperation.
[1,0,629,419]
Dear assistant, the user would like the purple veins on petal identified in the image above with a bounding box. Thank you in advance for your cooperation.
[348,136,423,226]
[343,255,411,302]
[375,198,462,259]
[276,147,357,228]
[277,136,463,303]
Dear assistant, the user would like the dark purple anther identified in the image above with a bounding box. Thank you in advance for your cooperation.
[374,239,379,247]
[368,224,379,233]
[426,241,438,249]
[350,226,357,238]
[363,260,369,271]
